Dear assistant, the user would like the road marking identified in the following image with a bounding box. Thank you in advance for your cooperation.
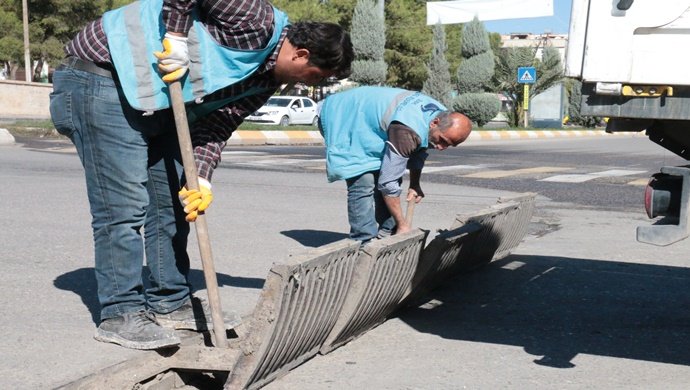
[219,155,651,187]
[423,164,492,173]
[627,178,650,186]
[540,169,647,183]
[234,158,325,166]
[462,166,572,179]
[221,151,269,156]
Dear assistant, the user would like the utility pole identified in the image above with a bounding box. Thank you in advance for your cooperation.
[22,0,31,82]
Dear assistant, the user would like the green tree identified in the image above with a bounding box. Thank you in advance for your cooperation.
[0,0,121,80]
[385,0,430,89]
[493,46,533,126]
[535,46,563,96]
[350,0,386,84]
[422,23,451,107]
[445,24,463,85]
[271,0,354,25]
[493,45,563,127]
[489,32,502,55]
[453,17,500,127]
[0,7,23,79]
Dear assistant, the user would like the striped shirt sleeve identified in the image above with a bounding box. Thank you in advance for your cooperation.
[191,87,276,180]
[163,0,197,34]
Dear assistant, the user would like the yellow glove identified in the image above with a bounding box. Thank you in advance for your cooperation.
[178,177,213,222]
[153,32,189,83]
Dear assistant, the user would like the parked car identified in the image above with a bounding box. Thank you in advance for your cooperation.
[246,96,319,126]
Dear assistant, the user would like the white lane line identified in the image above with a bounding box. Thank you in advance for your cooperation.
[234,158,325,166]
[462,166,572,179]
[221,151,269,156]
[627,178,650,186]
[540,169,647,183]
[423,164,493,173]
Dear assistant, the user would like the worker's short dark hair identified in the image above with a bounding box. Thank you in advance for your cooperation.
[287,22,354,79]
[436,111,454,131]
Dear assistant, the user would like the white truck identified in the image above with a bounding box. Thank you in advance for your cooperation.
[566,0,690,246]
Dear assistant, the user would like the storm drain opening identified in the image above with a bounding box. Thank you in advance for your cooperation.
[58,344,239,390]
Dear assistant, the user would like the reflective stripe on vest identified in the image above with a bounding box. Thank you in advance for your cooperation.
[380,90,415,130]
[102,0,288,112]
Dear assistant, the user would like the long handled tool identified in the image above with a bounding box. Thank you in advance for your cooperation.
[405,196,416,226]
[169,81,228,348]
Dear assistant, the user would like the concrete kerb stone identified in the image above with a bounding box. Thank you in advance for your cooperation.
[449,193,536,272]
[402,223,481,307]
[228,129,636,146]
[320,229,427,355]
[227,130,324,146]
[227,239,361,390]
[401,193,535,309]
[0,128,15,145]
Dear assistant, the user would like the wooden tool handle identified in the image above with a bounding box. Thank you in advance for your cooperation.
[169,81,228,347]
[405,198,416,226]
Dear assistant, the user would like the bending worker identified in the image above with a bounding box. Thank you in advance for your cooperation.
[50,0,353,350]
[319,86,472,242]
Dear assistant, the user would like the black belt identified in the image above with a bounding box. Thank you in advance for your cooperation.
[60,56,115,79]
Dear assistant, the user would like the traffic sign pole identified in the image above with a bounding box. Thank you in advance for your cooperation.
[517,66,536,129]
[523,84,530,128]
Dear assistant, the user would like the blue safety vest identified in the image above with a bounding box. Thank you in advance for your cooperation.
[102,0,288,115]
[320,86,445,182]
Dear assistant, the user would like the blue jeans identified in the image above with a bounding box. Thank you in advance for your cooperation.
[346,171,396,242]
[50,66,191,320]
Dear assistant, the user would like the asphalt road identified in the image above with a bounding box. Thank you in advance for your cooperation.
[221,134,686,212]
[4,134,690,389]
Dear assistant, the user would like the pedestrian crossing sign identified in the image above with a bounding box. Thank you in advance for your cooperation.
[517,67,536,84]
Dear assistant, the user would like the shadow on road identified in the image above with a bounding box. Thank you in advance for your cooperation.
[400,254,690,368]
[54,267,265,324]
[281,229,349,247]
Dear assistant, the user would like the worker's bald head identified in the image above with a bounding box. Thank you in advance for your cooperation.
[428,112,472,150]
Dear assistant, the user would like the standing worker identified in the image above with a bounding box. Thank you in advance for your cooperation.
[49,0,353,350]
[319,86,472,242]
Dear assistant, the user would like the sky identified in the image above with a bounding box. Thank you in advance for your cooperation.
[483,0,572,34]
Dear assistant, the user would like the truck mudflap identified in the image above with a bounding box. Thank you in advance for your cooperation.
[638,166,690,246]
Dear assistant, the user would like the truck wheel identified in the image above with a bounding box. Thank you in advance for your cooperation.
[279,116,290,127]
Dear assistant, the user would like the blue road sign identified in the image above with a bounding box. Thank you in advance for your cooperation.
[517,67,536,84]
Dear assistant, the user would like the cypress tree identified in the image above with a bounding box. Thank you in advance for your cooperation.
[423,23,452,107]
[350,0,387,85]
[453,17,500,127]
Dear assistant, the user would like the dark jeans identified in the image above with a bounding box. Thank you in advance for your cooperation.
[346,171,396,242]
[50,66,191,320]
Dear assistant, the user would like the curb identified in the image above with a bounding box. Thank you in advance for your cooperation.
[228,130,324,146]
[467,129,634,141]
[0,128,15,145]
[229,129,635,146]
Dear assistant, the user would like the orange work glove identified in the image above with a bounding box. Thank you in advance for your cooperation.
[153,33,189,82]
[178,178,213,222]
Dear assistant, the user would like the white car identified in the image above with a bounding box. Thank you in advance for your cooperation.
[246,96,319,126]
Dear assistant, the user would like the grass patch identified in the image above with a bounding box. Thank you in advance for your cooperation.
[3,119,62,138]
